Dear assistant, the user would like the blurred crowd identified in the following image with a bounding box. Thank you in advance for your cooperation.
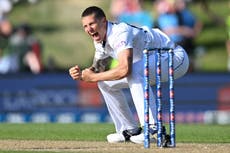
[110,0,154,28]
[0,0,42,74]
[1,0,229,74]
[110,0,203,72]
[226,1,230,72]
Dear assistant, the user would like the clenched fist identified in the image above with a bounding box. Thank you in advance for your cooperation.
[69,65,81,80]
[81,68,94,82]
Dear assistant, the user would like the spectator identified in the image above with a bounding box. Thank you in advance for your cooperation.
[0,0,42,74]
[109,0,154,67]
[110,0,154,28]
[0,0,12,21]
[110,0,127,21]
[155,0,202,72]
[0,19,19,74]
[0,22,43,74]
[155,0,179,40]
[0,0,16,74]
[10,23,43,74]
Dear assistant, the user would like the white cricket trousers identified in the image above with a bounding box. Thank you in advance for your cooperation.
[98,46,189,133]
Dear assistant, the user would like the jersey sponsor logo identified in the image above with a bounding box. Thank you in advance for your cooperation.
[115,41,127,49]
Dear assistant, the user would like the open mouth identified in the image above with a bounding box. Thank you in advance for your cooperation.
[90,32,101,42]
[91,32,99,38]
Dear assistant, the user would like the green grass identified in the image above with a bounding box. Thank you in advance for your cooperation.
[0,123,229,143]
[0,123,114,141]
[0,123,229,153]
[175,124,230,143]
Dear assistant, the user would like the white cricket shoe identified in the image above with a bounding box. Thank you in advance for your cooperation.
[107,127,142,143]
[130,133,157,144]
[130,125,158,144]
[107,133,125,143]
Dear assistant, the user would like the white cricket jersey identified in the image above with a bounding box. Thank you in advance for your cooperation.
[93,21,176,63]
[96,22,189,131]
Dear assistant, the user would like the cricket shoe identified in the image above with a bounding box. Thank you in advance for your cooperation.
[130,125,166,144]
[107,127,142,143]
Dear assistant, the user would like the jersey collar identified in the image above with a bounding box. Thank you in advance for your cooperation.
[106,21,112,39]
[94,21,112,48]
[102,21,112,48]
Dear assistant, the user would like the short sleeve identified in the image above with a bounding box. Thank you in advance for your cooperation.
[111,30,133,55]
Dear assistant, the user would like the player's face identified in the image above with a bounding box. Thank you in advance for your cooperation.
[82,14,107,43]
